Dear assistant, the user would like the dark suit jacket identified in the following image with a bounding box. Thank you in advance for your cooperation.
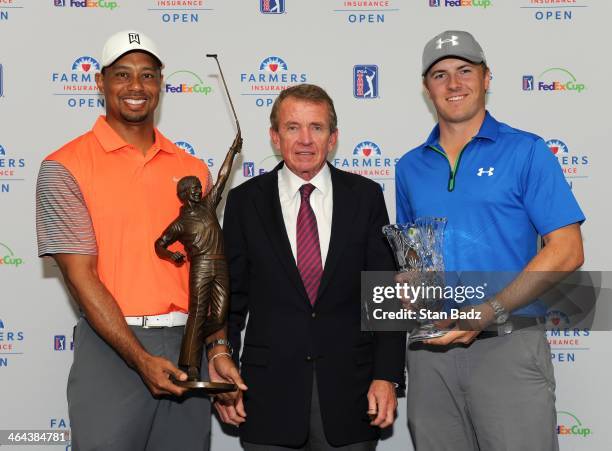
[223,162,406,447]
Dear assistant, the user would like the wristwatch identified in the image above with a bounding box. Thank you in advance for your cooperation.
[206,338,233,356]
[486,298,509,325]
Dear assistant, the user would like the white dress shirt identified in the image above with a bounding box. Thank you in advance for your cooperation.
[278,164,333,266]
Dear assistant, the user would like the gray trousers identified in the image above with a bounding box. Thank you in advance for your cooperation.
[243,375,377,451]
[407,328,558,451]
[68,318,211,451]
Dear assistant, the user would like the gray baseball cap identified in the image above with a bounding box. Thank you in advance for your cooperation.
[422,30,486,76]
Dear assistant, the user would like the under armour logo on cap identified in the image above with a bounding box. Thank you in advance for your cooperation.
[128,33,140,44]
[436,35,458,49]
[422,30,487,75]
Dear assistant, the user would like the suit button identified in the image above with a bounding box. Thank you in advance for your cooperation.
[311,312,316,318]
[306,355,312,361]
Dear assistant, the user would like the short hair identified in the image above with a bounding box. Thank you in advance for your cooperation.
[177,176,201,201]
[269,84,337,133]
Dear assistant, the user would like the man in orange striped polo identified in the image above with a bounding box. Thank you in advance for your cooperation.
[35,30,243,450]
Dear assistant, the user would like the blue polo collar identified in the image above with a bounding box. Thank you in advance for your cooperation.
[423,110,500,149]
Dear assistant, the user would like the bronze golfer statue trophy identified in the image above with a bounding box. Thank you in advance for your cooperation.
[155,55,241,394]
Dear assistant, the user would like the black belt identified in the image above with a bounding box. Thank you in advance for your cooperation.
[476,316,545,340]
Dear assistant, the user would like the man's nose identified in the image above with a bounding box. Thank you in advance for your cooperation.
[128,75,144,91]
[298,128,313,144]
[447,73,461,90]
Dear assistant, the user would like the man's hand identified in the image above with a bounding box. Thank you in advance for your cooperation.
[425,304,494,346]
[213,391,247,427]
[135,353,189,397]
[367,380,397,428]
[209,354,248,426]
[208,353,248,401]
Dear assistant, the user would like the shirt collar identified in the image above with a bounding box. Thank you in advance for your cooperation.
[423,110,500,149]
[92,116,175,154]
[278,163,332,198]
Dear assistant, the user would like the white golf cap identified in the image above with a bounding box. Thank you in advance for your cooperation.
[100,30,163,68]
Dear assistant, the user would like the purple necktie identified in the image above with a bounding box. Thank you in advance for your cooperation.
[296,184,322,305]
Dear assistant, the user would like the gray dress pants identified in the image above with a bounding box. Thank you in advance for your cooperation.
[68,318,211,451]
[407,328,558,451]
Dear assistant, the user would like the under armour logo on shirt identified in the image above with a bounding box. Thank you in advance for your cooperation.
[436,36,458,49]
[477,167,495,177]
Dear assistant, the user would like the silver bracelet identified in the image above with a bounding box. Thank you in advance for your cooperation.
[208,352,232,363]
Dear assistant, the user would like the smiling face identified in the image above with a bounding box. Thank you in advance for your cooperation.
[423,58,489,128]
[95,51,162,127]
[270,96,338,181]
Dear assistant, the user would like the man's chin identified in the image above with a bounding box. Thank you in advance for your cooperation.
[120,112,150,124]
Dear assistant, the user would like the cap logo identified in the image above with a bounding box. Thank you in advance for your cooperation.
[436,35,458,49]
[128,33,140,45]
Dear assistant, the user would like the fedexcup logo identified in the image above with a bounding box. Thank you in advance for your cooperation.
[557,411,592,438]
[53,0,119,10]
[522,68,586,93]
[0,242,24,268]
[165,70,213,95]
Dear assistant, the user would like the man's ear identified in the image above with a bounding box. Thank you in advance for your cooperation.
[269,127,280,151]
[95,72,105,95]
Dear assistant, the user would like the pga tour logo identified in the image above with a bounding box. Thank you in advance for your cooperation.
[243,162,255,177]
[260,0,285,14]
[353,65,378,99]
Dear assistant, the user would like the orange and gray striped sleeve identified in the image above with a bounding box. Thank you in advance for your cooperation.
[36,160,97,256]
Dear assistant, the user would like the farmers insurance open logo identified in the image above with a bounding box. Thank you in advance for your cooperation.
[519,0,589,22]
[0,318,25,368]
[240,56,308,108]
[546,139,589,189]
[332,141,397,191]
[174,141,214,168]
[332,1,400,24]
[0,144,26,194]
[51,56,104,109]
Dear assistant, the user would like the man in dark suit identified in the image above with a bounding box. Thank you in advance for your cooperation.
[212,84,406,449]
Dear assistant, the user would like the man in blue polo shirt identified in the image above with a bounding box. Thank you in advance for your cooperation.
[396,30,585,451]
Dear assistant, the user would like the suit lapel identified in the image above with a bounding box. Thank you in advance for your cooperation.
[317,165,358,301]
[253,163,310,303]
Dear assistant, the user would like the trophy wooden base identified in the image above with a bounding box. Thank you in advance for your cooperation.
[172,378,237,394]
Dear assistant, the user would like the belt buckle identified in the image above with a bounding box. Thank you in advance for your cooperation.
[142,316,164,329]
